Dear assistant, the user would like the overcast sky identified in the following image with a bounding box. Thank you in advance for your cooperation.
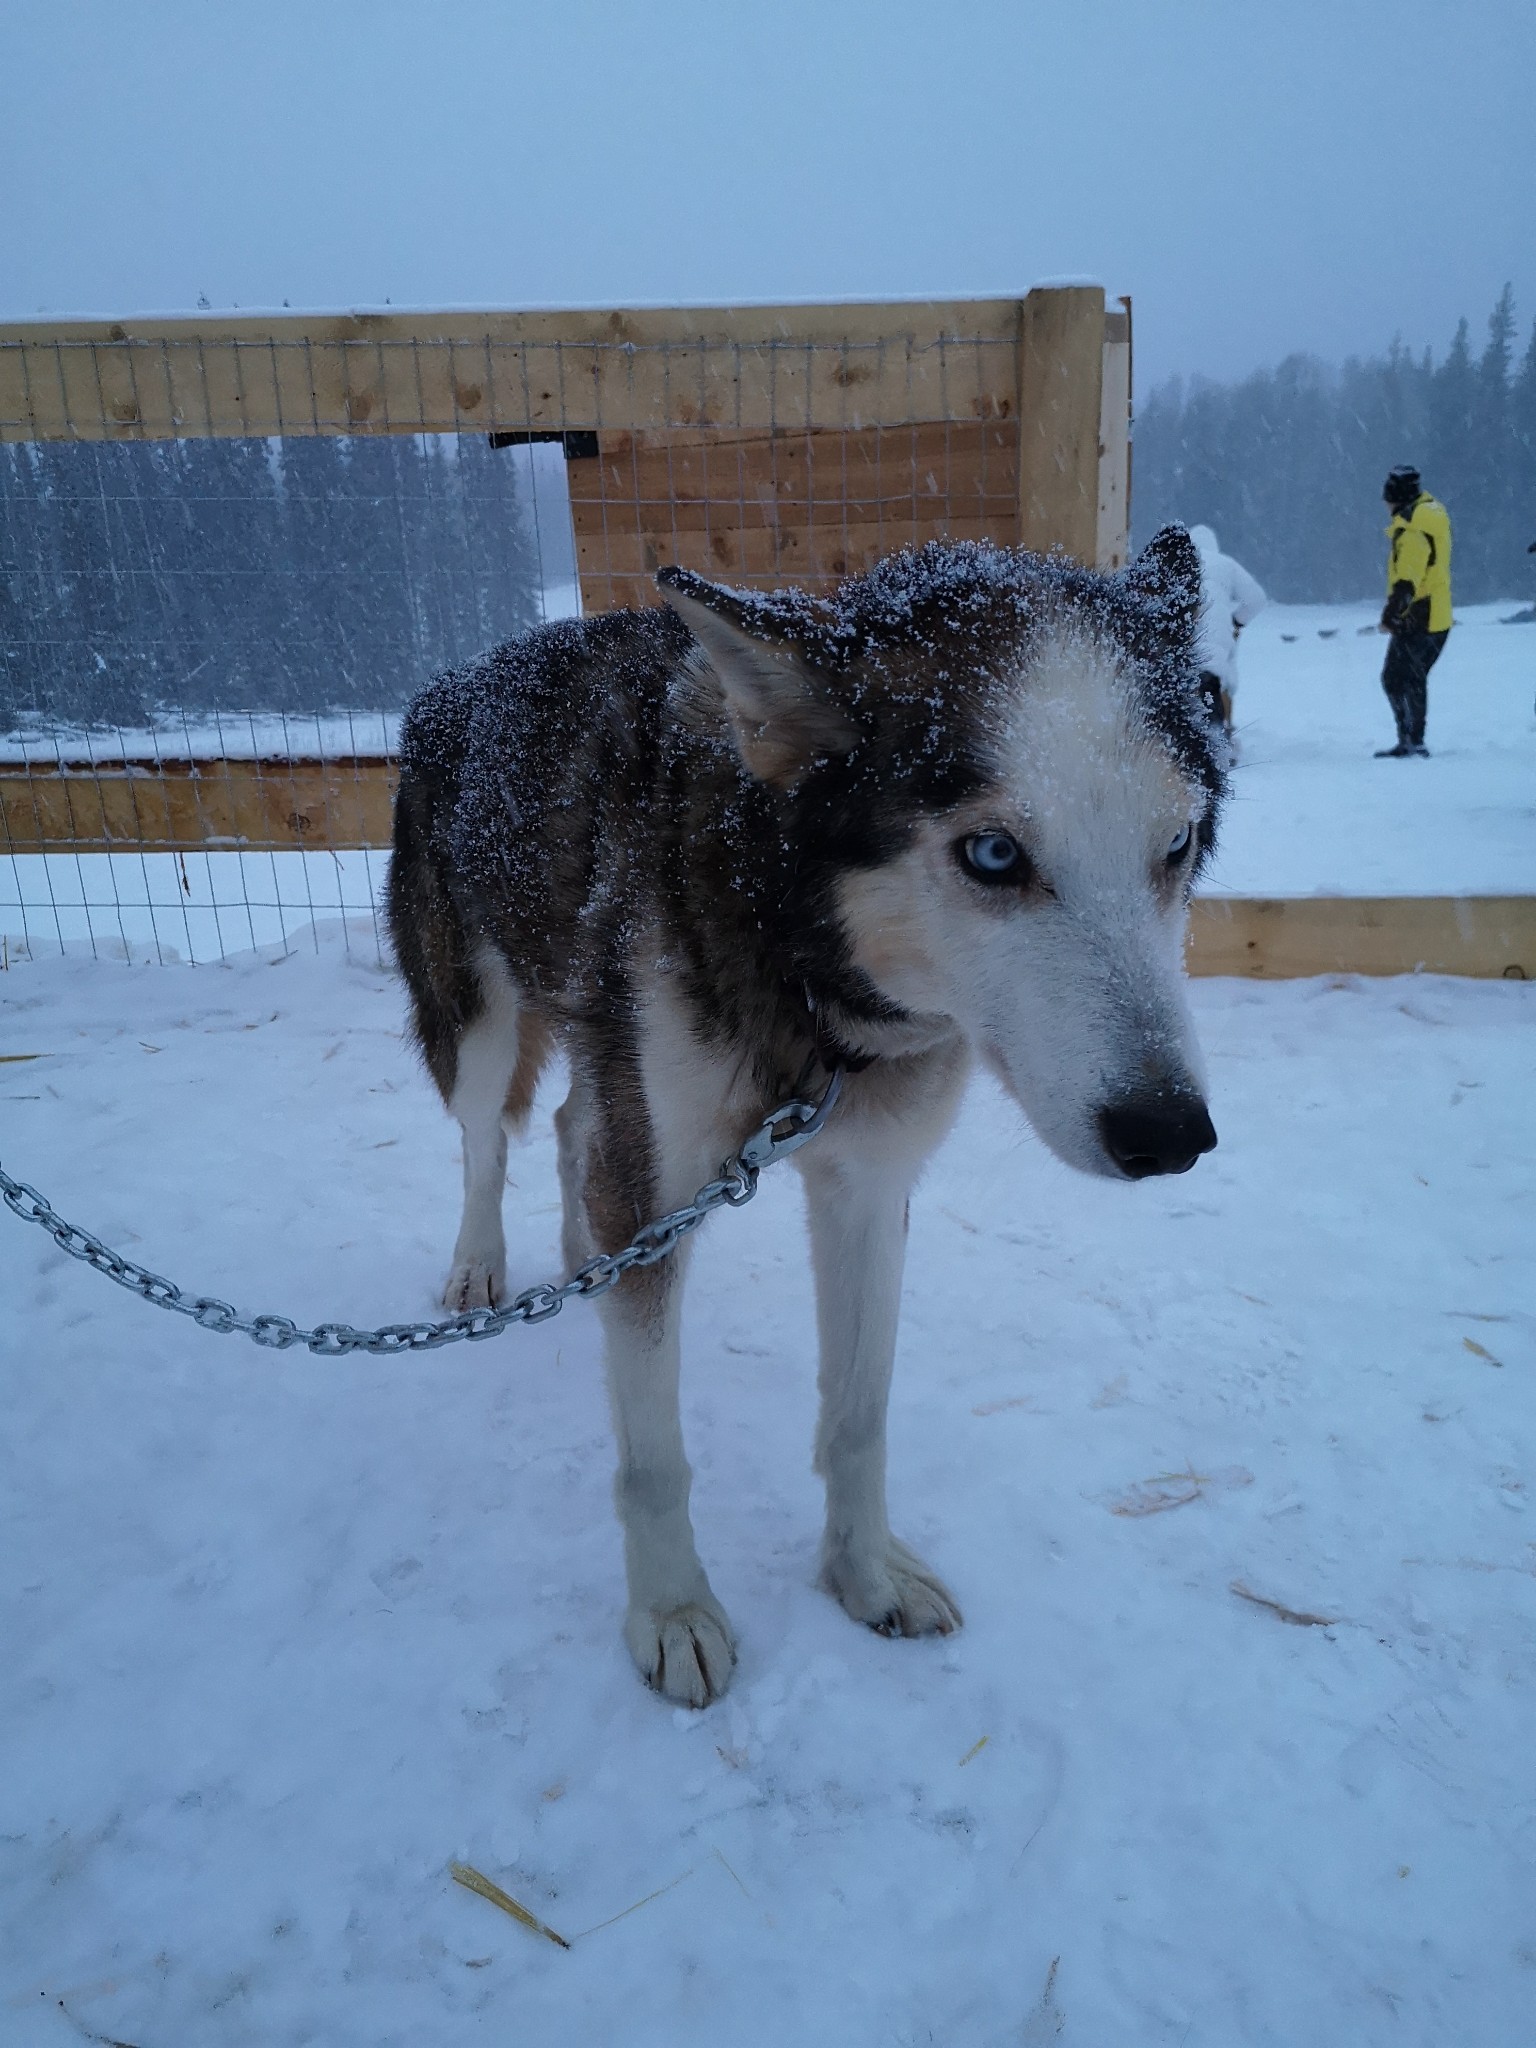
[2,0,1531,390]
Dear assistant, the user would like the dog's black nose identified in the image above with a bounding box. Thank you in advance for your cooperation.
[1097,1098,1217,1179]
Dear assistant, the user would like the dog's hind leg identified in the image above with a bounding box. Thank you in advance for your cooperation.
[443,950,530,1311]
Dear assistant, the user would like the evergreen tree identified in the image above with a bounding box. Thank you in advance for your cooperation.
[1508,317,1536,588]
[1425,316,1476,515]
[0,429,559,735]
[1443,288,1514,595]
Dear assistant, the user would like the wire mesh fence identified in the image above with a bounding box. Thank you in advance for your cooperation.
[0,294,1128,966]
[1,431,575,961]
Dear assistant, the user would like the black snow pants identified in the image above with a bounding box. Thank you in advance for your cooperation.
[1381,626,1449,748]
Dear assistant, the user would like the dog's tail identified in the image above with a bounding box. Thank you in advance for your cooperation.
[385,729,480,1106]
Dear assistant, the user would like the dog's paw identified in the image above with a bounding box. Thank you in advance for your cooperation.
[822,1537,963,1639]
[442,1259,504,1312]
[625,1598,738,1708]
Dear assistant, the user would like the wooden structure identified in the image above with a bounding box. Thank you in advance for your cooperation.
[0,289,1131,607]
[6,290,1529,980]
[1,288,1132,917]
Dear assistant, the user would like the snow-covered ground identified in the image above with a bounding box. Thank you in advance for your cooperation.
[3,599,1532,964]
[1206,599,1536,897]
[2,937,1533,2046]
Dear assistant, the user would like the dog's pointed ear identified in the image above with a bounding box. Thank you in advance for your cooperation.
[1119,525,1202,664]
[658,567,857,787]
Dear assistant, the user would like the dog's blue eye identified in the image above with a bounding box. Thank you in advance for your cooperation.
[1166,823,1193,864]
[961,831,1026,881]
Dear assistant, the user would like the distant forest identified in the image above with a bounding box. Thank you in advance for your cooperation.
[1133,286,1536,605]
[0,434,565,735]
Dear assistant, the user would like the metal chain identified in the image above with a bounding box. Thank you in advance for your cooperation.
[0,1068,842,1358]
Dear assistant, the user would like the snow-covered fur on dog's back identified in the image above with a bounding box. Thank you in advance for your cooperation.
[387,532,1227,1706]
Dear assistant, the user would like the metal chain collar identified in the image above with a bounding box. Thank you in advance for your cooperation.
[0,1067,843,1358]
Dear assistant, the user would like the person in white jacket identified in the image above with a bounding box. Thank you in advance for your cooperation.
[1188,525,1267,746]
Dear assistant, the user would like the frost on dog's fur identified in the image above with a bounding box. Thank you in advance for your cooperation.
[387,530,1226,1704]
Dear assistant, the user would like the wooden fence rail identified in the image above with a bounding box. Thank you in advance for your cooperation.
[1186,896,1534,981]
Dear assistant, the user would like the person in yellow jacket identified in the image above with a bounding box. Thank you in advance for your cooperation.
[1375,465,1452,757]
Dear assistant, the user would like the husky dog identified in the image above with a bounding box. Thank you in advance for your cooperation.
[387,529,1225,1706]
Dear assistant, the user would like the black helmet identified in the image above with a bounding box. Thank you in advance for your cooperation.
[1383,465,1421,507]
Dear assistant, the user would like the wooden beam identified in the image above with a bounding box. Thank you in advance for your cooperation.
[564,419,1019,611]
[1096,300,1132,570]
[1017,284,1105,564]
[1187,896,1536,981]
[0,299,1026,443]
[0,300,1027,353]
[573,515,1013,581]
[0,756,396,855]
[564,421,1019,526]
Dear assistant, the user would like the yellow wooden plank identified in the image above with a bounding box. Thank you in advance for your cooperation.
[0,300,1028,442]
[570,486,1020,536]
[573,573,668,613]
[567,426,1017,533]
[0,758,396,854]
[566,418,1021,610]
[573,514,1010,584]
[1017,284,1105,564]
[1187,896,1536,981]
[0,300,1028,351]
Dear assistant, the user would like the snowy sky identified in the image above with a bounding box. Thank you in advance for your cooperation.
[2,0,1531,389]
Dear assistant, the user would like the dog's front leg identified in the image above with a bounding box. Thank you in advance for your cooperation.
[802,1155,962,1639]
[598,1258,737,1707]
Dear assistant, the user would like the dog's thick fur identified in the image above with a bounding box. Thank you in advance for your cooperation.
[387,530,1226,1705]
